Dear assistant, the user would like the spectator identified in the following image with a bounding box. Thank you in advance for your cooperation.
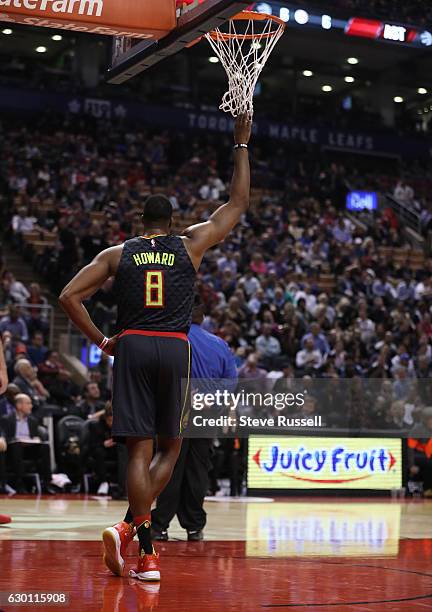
[0,305,29,342]
[301,322,330,356]
[26,283,49,335]
[394,179,414,207]
[11,207,35,234]
[27,331,48,366]
[2,272,30,305]
[408,407,432,497]
[255,323,281,362]
[1,393,54,494]
[0,384,20,417]
[238,353,267,392]
[0,277,16,310]
[296,337,323,371]
[37,351,78,405]
[89,402,127,497]
[75,382,105,420]
[13,359,49,408]
[199,173,225,201]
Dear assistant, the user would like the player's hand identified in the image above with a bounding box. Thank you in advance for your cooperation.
[0,367,8,395]
[104,333,121,356]
[234,113,252,145]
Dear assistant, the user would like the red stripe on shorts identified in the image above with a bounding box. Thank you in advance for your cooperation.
[119,329,188,342]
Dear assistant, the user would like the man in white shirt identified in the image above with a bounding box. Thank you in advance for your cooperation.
[239,271,260,297]
[199,175,226,201]
[12,207,35,234]
[356,310,376,345]
[296,338,323,370]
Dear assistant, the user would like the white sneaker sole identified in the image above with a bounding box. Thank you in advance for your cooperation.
[102,527,124,576]
[129,568,160,582]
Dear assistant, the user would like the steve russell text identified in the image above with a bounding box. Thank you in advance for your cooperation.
[192,415,323,428]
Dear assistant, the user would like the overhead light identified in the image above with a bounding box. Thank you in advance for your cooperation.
[294,9,309,25]
[322,85,333,92]
[2,28,13,35]
[321,15,332,30]
[393,96,404,103]
[344,76,355,83]
[424,107,429,112]
[52,34,63,41]
[302,70,313,77]
[418,87,428,95]
[35,46,47,53]
[208,56,219,63]
[347,57,358,65]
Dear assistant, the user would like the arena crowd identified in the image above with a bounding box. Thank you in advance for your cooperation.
[1,113,431,496]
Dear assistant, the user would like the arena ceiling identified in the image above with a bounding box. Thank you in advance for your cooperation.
[1,17,431,115]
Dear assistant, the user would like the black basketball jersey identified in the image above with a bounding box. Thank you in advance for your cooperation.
[113,235,196,333]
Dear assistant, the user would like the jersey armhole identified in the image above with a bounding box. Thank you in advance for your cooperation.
[180,236,200,274]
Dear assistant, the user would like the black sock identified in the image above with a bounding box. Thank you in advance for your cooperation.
[124,507,133,524]
[135,517,153,555]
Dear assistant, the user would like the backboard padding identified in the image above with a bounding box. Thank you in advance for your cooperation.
[107,0,250,84]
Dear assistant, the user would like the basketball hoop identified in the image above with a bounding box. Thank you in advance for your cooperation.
[205,11,285,117]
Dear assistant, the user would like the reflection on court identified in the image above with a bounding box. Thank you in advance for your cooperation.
[1,496,432,610]
[246,502,402,556]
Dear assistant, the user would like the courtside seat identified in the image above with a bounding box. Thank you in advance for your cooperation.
[56,416,86,488]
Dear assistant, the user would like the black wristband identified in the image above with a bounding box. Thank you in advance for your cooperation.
[234,143,248,150]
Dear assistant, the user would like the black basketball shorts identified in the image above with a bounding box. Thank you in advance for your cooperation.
[111,330,191,440]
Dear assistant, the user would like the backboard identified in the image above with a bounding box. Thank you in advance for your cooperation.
[106,0,251,84]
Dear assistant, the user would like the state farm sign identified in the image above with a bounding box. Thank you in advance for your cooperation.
[0,0,176,38]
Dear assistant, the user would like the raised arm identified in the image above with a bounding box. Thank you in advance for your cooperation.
[183,115,251,269]
[58,246,122,354]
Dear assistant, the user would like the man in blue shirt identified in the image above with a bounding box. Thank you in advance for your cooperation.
[151,299,237,541]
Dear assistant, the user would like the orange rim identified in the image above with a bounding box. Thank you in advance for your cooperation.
[207,11,286,41]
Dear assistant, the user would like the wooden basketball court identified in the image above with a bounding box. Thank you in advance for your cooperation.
[1,495,431,610]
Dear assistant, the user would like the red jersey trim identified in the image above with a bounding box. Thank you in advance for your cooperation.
[119,329,188,341]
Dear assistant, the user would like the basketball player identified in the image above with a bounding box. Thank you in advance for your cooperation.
[59,114,251,581]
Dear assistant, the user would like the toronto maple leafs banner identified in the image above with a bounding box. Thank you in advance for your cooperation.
[0,85,429,158]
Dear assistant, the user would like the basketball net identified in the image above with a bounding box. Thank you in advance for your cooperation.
[205,12,285,117]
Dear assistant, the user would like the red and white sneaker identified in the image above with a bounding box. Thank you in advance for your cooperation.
[129,551,160,582]
[0,515,11,525]
[102,521,136,576]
